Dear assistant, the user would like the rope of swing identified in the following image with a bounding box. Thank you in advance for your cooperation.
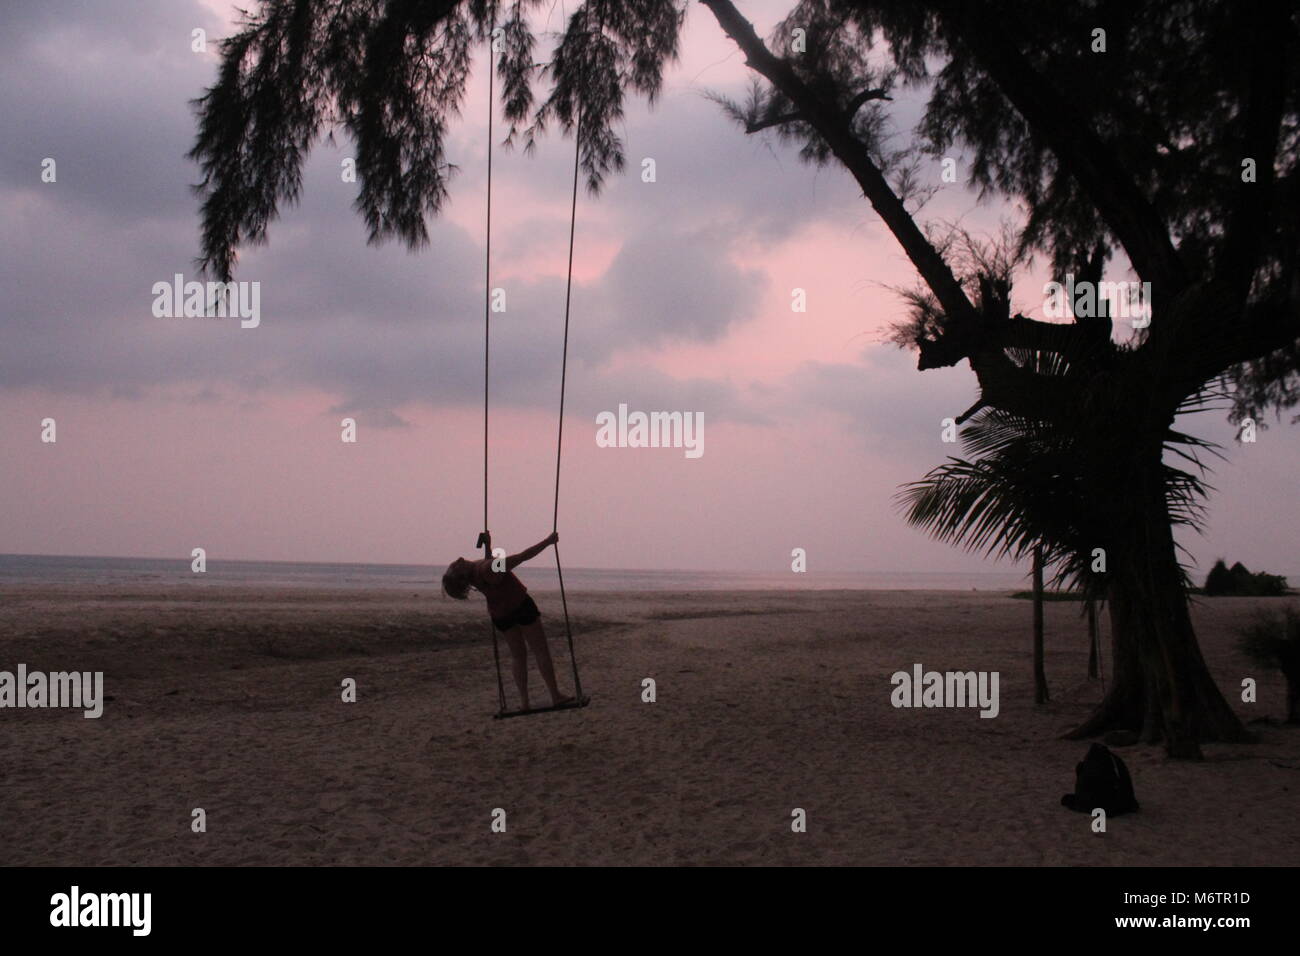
[483,5,597,712]
[552,2,596,707]
[482,23,507,716]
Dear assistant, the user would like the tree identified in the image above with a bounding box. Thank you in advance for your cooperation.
[895,393,1214,717]
[897,401,1069,709]
[1031,543,1048,706]
[190,0,1300,757]
[1086,598,1100,681]
[1204,559,1291,596]
[1238,609,1300,724]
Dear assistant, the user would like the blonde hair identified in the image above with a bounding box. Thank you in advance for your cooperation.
[442,561,472,600]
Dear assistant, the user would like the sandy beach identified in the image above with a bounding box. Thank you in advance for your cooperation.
[1,583,1297,866]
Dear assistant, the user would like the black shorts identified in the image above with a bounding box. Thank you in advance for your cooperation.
[492,595,540,632]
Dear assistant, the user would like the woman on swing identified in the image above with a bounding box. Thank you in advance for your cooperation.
[442,532,577,712]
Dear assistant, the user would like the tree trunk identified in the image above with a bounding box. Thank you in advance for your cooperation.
[1287,676,1300,725]
[1067,584,1144,737]
[1033,544,1049,705]
[1086,599,1099,679]
[1066,438,1252,757]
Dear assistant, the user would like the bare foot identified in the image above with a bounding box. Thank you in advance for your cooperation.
[550,694,575,708]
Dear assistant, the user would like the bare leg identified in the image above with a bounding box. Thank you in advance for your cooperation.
[520,620,571,706]
[502,628,529,711]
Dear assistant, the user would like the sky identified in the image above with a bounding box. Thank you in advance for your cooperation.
[1,0,1296,579]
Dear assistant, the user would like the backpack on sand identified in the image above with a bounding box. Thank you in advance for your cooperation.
[1060,743,1139,815]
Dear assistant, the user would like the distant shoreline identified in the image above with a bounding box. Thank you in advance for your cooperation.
[5,553,1297,595]
[0,551,1015,576]
[0,553,1034,593]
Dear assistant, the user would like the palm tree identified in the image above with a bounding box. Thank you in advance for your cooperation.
[1031,542,1047,704]
[897,406,1086,706]
[896,401,1217,724]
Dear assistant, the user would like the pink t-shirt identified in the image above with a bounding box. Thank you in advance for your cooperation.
[472,559,529,617]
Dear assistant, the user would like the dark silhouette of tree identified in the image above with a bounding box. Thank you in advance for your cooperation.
[1031,543,1048,705]
[1205,559,1291,596]
[1086,599,1100,681]
[191,0,1299,757]
[1238,609,1300,724]
[895,389,1214,716]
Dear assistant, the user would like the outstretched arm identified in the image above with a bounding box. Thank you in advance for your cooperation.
[505,532,558,571]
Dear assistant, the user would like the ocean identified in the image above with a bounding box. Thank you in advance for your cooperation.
[0,553,1030,592]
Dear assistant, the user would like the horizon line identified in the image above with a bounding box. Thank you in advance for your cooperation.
[0,551,1037,578]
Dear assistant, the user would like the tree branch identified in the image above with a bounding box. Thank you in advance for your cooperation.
[702,0,977,327]
[1214,4,1290,296]
[845,86,891,116]
[744,87,889,133]
[1169,285,1300,397]
[746,110,803,133]
[702,0,1080,424]
[955,399,986,425]
[932,1,1188,293]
